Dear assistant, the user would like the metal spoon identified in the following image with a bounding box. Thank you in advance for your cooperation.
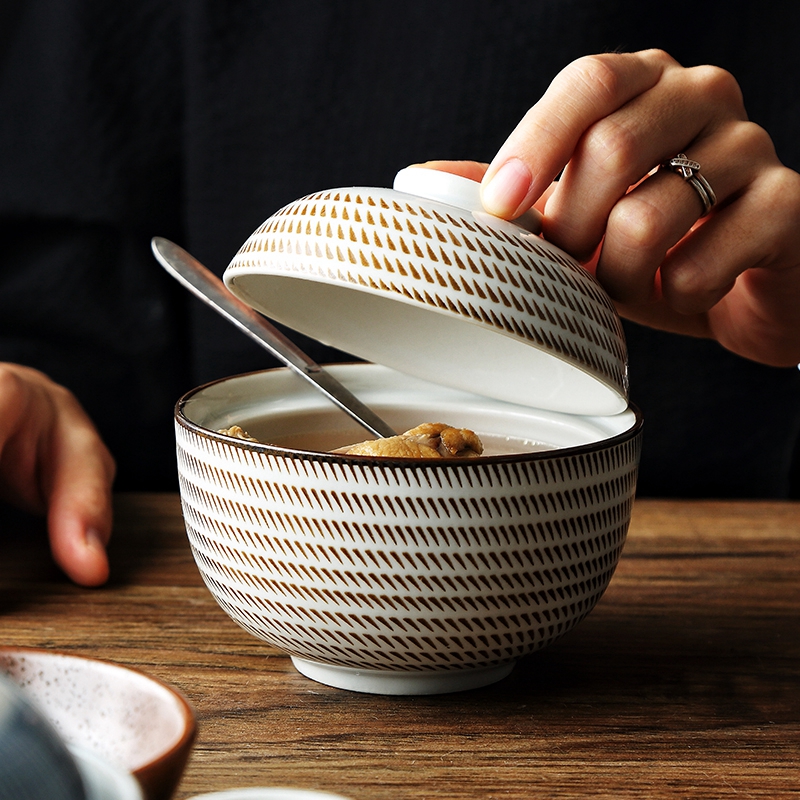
[151,237,396,439]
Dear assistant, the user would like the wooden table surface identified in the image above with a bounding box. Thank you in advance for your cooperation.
[1,494,798,799]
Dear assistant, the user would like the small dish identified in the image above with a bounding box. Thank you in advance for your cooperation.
[0,648,196,800]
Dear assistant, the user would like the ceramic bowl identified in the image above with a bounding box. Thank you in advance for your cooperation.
[172,167,642,694]
[175,364,642,695]
[0,648,196,800]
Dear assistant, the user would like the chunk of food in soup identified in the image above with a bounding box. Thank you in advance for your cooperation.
[335,422,484,458]
[218,421,485,458]
[217,422,483,458]
[217,425,260,442]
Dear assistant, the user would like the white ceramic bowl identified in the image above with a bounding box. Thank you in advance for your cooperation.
[175,364,642,695]
[0,648,196,800]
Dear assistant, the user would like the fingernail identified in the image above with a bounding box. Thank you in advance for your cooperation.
[84,527,105,553]
[481,159,533,218]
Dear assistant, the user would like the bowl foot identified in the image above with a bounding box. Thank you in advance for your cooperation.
[290,658,515,695]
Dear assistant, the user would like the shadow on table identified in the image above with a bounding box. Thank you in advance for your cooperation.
[435,606,795,728]
[104,493,196,588]
[0,495,194,607]
[291,597,799,731]
[0,506,68,612]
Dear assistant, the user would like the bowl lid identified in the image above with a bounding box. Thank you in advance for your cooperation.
[224,167,628,416]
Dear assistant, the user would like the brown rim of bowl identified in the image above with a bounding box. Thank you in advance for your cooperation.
[0,646,197,789]
[174,368,643,467]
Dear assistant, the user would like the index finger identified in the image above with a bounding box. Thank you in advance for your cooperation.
[480,50,672,218]
[43,392,116,586]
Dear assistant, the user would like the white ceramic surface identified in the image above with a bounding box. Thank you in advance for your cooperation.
[70,744,144,800]
[0,649,196,800]
[188,790,353,800]
[175,364,642,695]
[224,168,628,416]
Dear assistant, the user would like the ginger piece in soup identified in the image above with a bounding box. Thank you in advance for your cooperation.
[336,422,484,459]
[218,425,259,442]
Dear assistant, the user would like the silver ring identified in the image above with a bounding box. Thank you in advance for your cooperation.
[660,153,717,216]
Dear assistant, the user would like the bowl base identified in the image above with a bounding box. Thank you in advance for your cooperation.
[290,658,515,695]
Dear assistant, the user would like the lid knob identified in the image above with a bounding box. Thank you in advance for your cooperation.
[393,167,484,212]
[393,166,543,234]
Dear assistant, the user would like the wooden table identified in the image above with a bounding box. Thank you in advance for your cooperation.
[1,494,798,799]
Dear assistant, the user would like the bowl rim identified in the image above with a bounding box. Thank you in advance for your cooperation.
[0,646,197,784]
[174,366,643,467]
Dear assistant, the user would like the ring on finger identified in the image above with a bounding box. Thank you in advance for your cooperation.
[660,153,717,216]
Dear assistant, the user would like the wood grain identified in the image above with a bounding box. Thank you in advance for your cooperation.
[1,494,798,799]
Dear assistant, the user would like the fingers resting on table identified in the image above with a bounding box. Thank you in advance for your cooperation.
[0,363,116,586]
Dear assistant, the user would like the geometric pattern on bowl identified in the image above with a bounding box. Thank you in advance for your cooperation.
[175,398,641,694]
[225,186,629,414]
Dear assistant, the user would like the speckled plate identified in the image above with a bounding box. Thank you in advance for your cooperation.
[0,648,196,800]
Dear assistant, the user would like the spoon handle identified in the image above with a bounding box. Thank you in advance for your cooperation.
[151,237,396,439]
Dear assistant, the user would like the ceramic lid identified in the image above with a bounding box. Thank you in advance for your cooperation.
[223,167,628,416]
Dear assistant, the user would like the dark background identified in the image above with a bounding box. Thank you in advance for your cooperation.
[1,1,798,496]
